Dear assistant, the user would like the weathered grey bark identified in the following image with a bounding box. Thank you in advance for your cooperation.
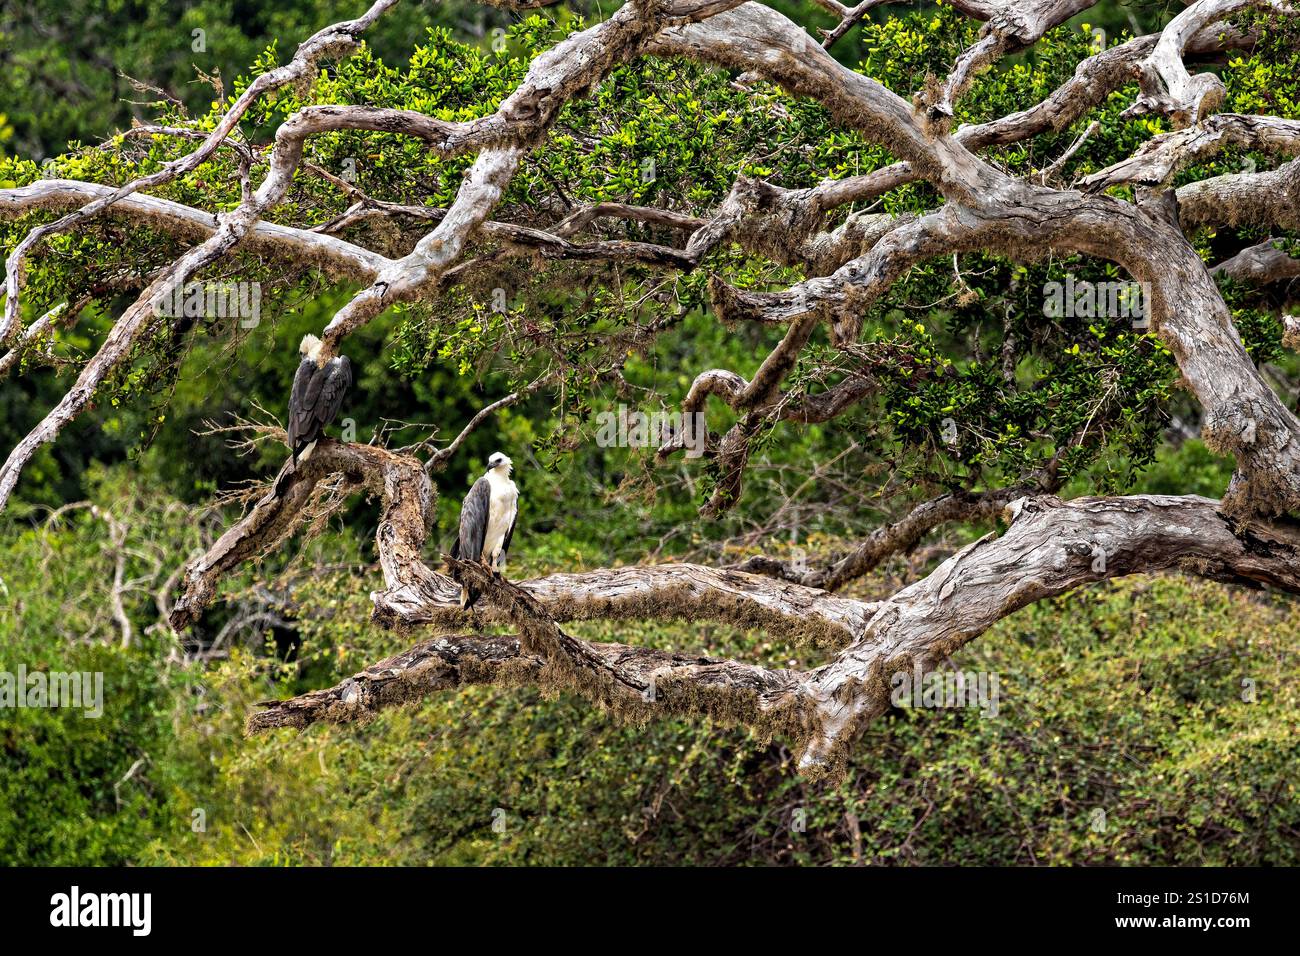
[236,474,1300,779]
[0,0,744,513]
[1122,0,1287,128]
[796,494,1300,773]
[1081,114,1300,190]
[928,0,1100,121]
[1,179,391,282]
[5,0,1300,777]
[0,0,403,344]
[166,432,1300,775]
[245,630,801,738]
[1213,239,1300,286]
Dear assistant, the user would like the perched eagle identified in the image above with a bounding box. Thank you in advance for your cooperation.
[287,334,352,463]
[451,452,519,609]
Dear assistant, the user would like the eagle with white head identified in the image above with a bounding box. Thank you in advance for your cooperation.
[451,452,519,608]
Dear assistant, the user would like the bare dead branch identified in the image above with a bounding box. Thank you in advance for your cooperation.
[1123,0,1293,128]
[1212,239,1300,285]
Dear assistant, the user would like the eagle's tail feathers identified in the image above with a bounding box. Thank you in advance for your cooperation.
[273,457,297,497]
[460,584,480,610]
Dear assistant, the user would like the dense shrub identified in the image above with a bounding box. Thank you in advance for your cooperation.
[2,475,1295,866]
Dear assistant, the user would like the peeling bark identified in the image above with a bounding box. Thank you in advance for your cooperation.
[796,494,1300,775]
[1213,239,1300,285]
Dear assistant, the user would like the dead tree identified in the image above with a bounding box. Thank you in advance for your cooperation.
[3,0,1300,778]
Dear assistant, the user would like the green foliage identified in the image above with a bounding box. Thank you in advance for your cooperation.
[4,1,1295,522]
[4,482,1297,865]
[0,634,171,866]
[3,0,1300,867]
[0,0,537,161]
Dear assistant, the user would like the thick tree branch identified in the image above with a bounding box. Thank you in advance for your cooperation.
[795,493,1300,775]
[0,179,392,282]
[736,485,1039,590]
[1178,156,1300,232]
[928,0,1099,121]
[709,187,1300,517]
[1082,113,1300,190]
[1212,239,1300,286]
[246,629,803,740]
[8,0,1300,784]
[1124,0,1291,128]
[243,489,1300,781]
[172,437,880,645]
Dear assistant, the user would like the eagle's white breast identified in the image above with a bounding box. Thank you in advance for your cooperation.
[483,469,518,567]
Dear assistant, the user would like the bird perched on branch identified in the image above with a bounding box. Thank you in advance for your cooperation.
[287,333,352,464]
[452,452,519,609]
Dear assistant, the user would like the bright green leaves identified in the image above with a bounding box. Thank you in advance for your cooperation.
[774,251,1178,499]
[1225,10,1300,120]
[5,2,1296,524]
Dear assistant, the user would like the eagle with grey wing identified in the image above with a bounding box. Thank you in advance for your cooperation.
[287,334,352,464]
[451,452,518,609]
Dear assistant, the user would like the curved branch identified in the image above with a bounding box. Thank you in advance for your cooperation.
[807,20,1259,212]
[246,629,803,740]
[171,436,880,646]
[1124,0,1291,128]
[170,439,437,630]
[735,485,1036,591]
[0,0,401,343]
[796,493,1300,775]
[246,491,1300,782]
[1082,113,1300,190]
[710,186,1300,517]
[0,179,392,282]
[929,0,1099,121]
[309,0,745,350]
